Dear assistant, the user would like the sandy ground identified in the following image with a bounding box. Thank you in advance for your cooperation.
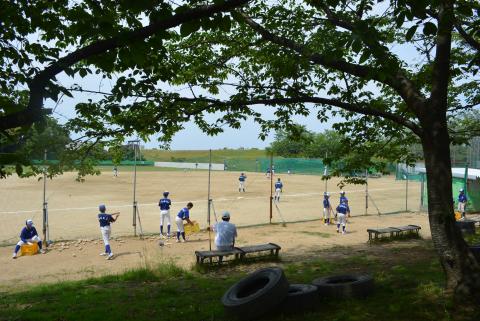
[0,211,430,291]
[0,170,421,244]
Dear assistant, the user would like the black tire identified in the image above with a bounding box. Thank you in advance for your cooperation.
[221,267,289,320]
[455,220,476,234]
[281,284,318,315]
[312,274,374,299]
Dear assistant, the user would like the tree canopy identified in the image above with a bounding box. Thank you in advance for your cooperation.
[1,0,480,302]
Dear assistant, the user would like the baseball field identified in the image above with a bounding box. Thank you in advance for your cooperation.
[0,169,421,244]
[0,169,429,289]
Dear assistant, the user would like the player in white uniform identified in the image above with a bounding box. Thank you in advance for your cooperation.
[323,192,333,225]
[159,191,172,238]
[98,205,120,260]
[336,201,350,234]
[113,166,118,177]
[12,219,45,259]
[458,189,468,219]
[238,173,247,192]
[175,202,194,243]
[274,178,283,202]
[212,211,238,251]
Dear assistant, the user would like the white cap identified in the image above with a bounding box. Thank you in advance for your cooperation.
[324,192,329,197]
[340,191,345,194]
[222,211,231,219]
[460,189,464,192]
[26,219,33,226]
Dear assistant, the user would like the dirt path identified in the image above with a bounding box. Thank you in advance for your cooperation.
[0,212,429,291]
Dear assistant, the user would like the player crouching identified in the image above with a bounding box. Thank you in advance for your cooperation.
[175,202,194,243]
[12,219,45,259]
[336,201,350,234]
[98,204,120,260]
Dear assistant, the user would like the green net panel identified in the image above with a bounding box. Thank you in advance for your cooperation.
[258,157,326,174]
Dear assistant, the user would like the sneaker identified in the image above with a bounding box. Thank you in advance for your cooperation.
[176,239,180,243]
[336,229,339,233]
[107,253,114,260]
[167,234,171,239]
[324,223,328,226]
[100,253,108,256]
[342,231,346,235]
[40,249,46,254]
[12,253,17,259]
[182,239,187,243]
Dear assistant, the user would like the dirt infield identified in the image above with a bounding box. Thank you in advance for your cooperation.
[0,170,421,244]
[0,211,429,291]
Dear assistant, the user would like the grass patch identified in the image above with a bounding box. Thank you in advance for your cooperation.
[464,229,480,245]
[299,231,331,238]
[1,244,479,321]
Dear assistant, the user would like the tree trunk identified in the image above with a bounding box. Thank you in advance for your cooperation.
[421,114,480,302]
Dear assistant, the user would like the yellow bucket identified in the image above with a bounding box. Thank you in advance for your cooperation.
[455,211,462,221]
[20,243,39,256]
[184,221,200,235]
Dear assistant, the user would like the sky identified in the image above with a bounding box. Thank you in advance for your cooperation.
[47,73,341,150]
[43,1,422,151]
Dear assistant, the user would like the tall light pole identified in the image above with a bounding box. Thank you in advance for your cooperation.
[129,139,140,236]
[42,149,49,246]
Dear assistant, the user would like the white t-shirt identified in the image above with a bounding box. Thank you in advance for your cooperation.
[214,221,237,247]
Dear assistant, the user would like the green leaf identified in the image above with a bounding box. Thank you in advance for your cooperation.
[180,21,200,37]
[359,51,371,64]
[423,22,437,36]
[405,25,417,41]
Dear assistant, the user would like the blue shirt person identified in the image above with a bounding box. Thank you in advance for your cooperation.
[175,202,194,242]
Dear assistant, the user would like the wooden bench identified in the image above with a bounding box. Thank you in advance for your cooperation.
[195,243,281,265]
[389,225,421,237]
[195,248,244,264]
[367,225,421,242]
[367,227,400,242]
[237,243,281,260]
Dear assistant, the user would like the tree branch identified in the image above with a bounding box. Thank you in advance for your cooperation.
[236,11,427,116]
[175,96,423,136]
[0,0,249,132]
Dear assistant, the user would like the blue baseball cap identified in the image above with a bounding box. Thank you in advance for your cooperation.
[99,204,106,212]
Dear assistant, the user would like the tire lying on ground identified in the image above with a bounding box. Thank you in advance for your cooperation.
[221,267,289,320]
[281,284,318,315]
[312,274,374,299]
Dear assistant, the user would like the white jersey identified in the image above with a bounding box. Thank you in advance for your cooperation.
[214,221,237,247]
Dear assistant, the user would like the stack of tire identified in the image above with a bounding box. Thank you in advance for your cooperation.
[221,267,374,320]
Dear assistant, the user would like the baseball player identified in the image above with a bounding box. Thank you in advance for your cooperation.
[339,191,351,217]
[212,211,238,251]
[323,192,333,225]
[238,173,247,192]
[159,191,172,237]
[266,167,271,178]
[274,178,283,202]
[12,219,45,259]
[98,204,120,260]
[113,166,118,177]
[175,202,194,243]
[336,200,350,234]
[458,189,468,219]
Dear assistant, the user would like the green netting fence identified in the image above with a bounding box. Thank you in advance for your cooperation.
[224,157,326,175]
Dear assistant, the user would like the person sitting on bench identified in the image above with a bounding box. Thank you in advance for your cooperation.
[213,211,237,251]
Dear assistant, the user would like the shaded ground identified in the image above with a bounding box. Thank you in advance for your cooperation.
[0,212,429,291]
